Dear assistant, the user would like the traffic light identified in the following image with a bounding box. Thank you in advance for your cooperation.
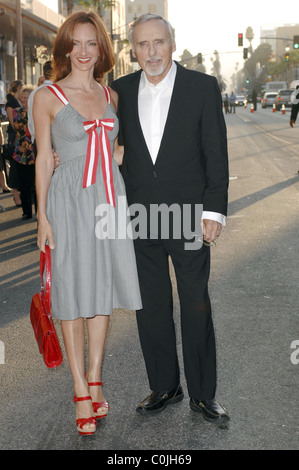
[293,36,299,49]
[238,33,243,47]
[197,53,202,64]
[285,51,290,62]
[243,48,248,59]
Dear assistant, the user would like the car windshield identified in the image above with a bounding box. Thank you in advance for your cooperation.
[279,90,292,96]
[267,94,277,98]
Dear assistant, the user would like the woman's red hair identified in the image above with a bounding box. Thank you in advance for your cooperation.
[51,11,115,83]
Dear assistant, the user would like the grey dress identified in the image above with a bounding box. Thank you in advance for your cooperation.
[46,84,142,320]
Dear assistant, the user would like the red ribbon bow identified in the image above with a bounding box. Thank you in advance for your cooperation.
[83,119,115,207]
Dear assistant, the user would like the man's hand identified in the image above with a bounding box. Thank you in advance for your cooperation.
[53,150,60,169]
[202,219,222,243]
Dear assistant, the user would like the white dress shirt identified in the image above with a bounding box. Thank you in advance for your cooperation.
[27,79,53,143]
[138,61,226,226]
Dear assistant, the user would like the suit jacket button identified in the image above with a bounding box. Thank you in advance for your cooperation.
[153,171,157,178]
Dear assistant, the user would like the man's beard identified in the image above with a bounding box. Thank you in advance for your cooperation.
[145,57,165,77]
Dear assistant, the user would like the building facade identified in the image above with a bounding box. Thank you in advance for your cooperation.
[0,0,64,103]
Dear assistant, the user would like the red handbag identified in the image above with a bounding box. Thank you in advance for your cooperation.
[30,245,63,368]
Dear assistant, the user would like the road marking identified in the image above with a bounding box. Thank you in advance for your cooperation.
[238,114,291,145]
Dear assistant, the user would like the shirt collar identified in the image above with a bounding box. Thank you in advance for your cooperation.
[139,61,177,93]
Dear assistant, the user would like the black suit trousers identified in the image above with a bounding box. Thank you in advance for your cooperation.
[134,236,217,400]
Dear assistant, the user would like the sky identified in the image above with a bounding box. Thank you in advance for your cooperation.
[168,0,299,87]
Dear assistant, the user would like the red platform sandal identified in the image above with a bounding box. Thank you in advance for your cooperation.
[73,395,97,435]
[87,381,109,419]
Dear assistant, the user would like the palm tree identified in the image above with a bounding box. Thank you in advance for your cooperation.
[65,0,74,15]
[245,26,254,55]
[77,0,116,18]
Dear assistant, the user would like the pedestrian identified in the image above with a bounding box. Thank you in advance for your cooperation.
[5,80,23,207]
[111,14,229,421]
[252,88,257,111]
[12,85,36,219]
[0,125,8,212]
[33,11,142,436]
[28,60,53,157]
[289,85,299,128]
[0,124,11,193]
[224,93,229,114]
[289,85,299,174]
[229,91,236,113]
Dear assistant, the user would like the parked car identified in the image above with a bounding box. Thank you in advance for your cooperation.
[274,89,294,110]
[261,92,278,108]
[234,95,247,106]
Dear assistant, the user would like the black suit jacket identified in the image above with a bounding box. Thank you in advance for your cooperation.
[111,63,229,216]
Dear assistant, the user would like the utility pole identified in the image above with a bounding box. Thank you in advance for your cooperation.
[16,0,23,79]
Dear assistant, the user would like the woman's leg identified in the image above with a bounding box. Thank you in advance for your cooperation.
[0,170,10,191]
[86,315,110,413]
[61,318,96,433]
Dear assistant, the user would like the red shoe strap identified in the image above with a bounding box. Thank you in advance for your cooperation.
[76,417,97,428]
[88,381,103,387]
[74,395,92,403]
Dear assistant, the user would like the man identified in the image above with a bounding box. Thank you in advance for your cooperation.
[229,91,236,113]
[28,60,53,154]
[111,14,229,421]
[290,86,299,128]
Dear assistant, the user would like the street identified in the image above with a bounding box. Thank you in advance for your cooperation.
[0,104,298,451]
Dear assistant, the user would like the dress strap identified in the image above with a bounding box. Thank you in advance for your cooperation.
[47,84,69,106]
[102,85,111,104]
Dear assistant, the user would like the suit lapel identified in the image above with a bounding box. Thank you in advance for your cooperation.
[130,70,154,165]
[154,63,187,165]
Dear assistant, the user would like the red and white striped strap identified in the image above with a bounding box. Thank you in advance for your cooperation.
[47,84,110,106]
[102,85,111,104]
[47,84,69,105]
[83,119,115,207]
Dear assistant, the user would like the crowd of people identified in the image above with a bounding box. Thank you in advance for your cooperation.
[0,61,52,216]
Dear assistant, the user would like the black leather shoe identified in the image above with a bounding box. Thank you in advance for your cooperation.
[136,384,184,415]
[190,398,230,422]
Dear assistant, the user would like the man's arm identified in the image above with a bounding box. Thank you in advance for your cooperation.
[201,77,229,222]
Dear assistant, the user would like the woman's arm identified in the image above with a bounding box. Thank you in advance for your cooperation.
[33,87,55,252]
[6,107,14,129]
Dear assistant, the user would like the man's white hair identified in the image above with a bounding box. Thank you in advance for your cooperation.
[128,13,175,51]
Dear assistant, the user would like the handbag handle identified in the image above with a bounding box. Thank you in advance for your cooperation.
[40,245,51,314]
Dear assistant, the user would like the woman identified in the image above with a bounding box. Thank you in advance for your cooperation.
[0,125,11,193]
[33,11,141,436]
[5,80,23,206]
[12,85,36,219]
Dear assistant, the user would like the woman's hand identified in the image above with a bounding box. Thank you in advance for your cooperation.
[37,216,55,252]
